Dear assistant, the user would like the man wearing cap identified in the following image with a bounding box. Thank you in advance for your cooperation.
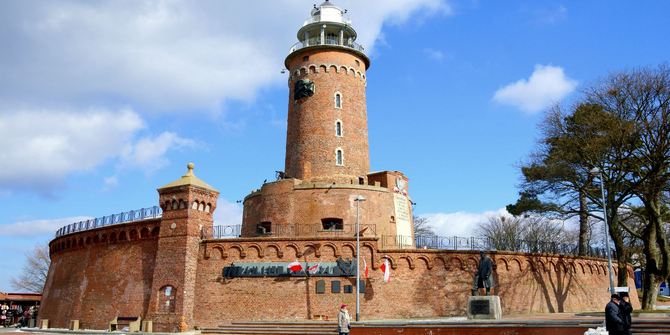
[605,294,625,335]
[338,304,351,335]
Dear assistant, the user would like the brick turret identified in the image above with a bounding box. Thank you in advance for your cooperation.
[147,163,218,332]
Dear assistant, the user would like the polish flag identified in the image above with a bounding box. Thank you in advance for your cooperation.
[308,263,320,275]
[288,261,303,273]
[380,258,391,283]
[362,258,369,279]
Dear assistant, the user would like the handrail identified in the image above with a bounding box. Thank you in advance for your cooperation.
[54,206,162,238]
[203,225,614,259]
[289,38,365,54]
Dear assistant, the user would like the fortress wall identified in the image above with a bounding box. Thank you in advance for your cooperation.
[193,239,639,327]
[40,220,160,330]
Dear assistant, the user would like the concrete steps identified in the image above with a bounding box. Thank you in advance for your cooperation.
[632,319,670,335]
[201,321,338,335]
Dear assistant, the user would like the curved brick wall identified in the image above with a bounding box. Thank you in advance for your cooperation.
[40,219,161,329]
[242,180,409,239]
[40,221,639,331]
[284,48,369,183]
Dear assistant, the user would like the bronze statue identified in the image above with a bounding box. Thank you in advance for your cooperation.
[472,251,495,296]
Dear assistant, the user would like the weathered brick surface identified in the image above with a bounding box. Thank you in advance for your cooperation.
[194,239,640,326]
[242,180,411,240]
[284,48,369,183]
[40,224,640,331]
[40,220,160,330]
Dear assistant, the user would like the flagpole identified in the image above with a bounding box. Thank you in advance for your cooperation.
[354,195,366,322]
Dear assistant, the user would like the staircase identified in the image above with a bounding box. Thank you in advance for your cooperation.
[633,319,670,335]
[201,321,338,335]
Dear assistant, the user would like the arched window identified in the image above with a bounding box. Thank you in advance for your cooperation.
[335,120,343,137]
[159,285,176,313]
[336,149,343,166]
[334,92,342,108]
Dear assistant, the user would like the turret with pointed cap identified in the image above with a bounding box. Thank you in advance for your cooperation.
[158,162,218,192]
[149,162,219,329]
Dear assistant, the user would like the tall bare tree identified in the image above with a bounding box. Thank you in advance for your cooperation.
[11,244,50,293]
[413,215,436,236]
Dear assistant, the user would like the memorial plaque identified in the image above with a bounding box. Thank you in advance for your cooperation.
[316,280,325,294]
[344,285,353,293]
[471,299,489,315]
[331,280,341,293]
[358,279,366,294]
[467,296,502,320]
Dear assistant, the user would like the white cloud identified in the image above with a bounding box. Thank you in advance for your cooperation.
[121,132,195,172]
[0,107,142,192]
[0,216,92,237]
[423,48,446,61]
[0,107,193,193]
[0,1,450,111]
[420,208,509,237]
[493,64,577,113]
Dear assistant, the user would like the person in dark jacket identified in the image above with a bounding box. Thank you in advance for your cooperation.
[606,294,625,335]
[619,292,633,335]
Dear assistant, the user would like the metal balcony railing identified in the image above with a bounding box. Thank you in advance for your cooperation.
[289,38,365,54]
[54,206,162,238]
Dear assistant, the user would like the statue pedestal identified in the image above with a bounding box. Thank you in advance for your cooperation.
[467,295,502,320]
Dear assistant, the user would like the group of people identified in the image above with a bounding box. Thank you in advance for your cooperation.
[0,304,37,328]
[605,292,633,335]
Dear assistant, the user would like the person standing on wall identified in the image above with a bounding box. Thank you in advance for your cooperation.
[338,304,351,335]
[619,292,633,335]
[605,294,625,335]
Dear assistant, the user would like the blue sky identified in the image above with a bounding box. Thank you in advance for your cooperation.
[0,1,668,291]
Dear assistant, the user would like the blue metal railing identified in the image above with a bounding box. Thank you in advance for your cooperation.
[54,206,162,238]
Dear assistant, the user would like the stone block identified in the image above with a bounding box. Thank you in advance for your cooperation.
[467,295,502,320]
[40,319,49,329]
[69,319,79,330]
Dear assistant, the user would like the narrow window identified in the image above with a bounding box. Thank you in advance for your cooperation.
[334,93,342,108]
[257,222,272,235]
[336,149,343,166]
[335,120,343,137]
[159,286,176,313]
[321,218,343,231]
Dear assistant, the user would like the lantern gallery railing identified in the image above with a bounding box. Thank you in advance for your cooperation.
[54,206,162,238]
[289,38,365,54]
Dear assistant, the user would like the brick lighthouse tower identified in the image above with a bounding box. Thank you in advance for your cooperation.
[284,0,370,183]
[242,1,414,246]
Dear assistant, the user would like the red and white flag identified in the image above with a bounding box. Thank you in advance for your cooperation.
[362,258,369,279]
[288,260,303,273]
[308,263,320,275]
[380,258,391,283]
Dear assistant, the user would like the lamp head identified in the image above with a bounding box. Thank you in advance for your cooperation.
[355,195,366,201]
[590,167,601,175]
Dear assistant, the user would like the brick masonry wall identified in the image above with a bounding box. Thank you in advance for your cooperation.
[40,219,160,330]
[40,223,639,331]
[242,181,410,240]
[194,238,640,327]
[284,48,369,183]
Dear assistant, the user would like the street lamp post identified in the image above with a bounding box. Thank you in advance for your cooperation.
[354,195,366,322]
[591,167,616,294]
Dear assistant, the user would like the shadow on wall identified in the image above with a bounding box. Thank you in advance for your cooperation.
[497,254,589,313]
